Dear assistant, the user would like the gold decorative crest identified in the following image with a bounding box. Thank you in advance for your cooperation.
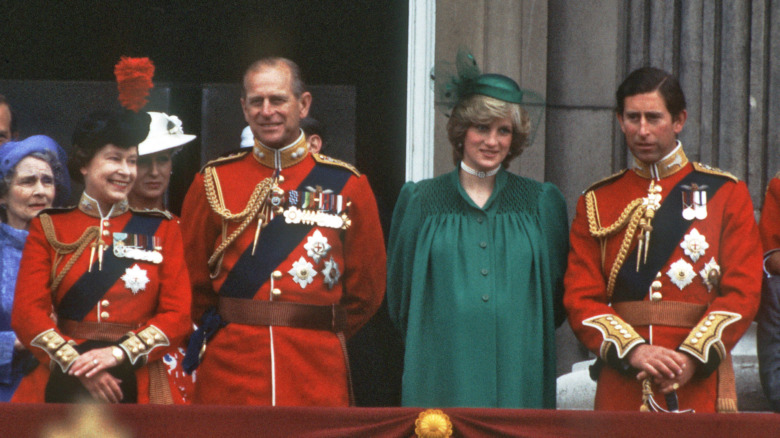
[415,409,453,438]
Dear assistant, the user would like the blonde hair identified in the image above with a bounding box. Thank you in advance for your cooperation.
[446,94,530,168]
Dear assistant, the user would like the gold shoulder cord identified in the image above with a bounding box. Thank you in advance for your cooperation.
[202,166,275,278]
[585,192,645,299]
[39,214,100,292]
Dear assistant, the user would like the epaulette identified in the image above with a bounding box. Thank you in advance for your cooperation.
[39,205,77,215]
[129,207,173,220]
[583,169,628,193]
[692,162,739,183]
[199,149,250,173]
[312,153,360,177]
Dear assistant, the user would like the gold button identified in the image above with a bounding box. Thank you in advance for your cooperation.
[272,271,283,280]
[272,288,282,296]
[103,220,110,227]
[651,281,662,290]
[101,300,109,307]
[102,230,110,236]
[651,292,662,301]
[100,311,109,319]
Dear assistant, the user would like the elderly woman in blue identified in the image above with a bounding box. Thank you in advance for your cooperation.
[0,135,69,401]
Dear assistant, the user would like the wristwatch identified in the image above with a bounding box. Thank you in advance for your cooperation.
[112,346,125,364]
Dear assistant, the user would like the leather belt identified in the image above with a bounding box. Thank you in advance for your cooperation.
[218,296,347,332]
[613,301,707,327]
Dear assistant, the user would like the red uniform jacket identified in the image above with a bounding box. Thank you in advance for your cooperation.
[181,139,386,406]
[564,153,761,413]
[11,199,191,403]
[760,176,780,253]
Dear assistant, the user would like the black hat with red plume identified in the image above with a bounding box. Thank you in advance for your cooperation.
[68,57,154,183]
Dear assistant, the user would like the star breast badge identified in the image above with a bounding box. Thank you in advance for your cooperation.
[121,264,150,294]
[304,230,331,264]
[667,259,696,290]
[288,257,317,289]
[680,228,709,262]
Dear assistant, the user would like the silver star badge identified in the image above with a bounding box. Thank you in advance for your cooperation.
[121,264,150,294]
[288,257,317,289]
[667,259,696,290]
[680,228,708,262]
[304,230,331,264]
[321,257,341,289]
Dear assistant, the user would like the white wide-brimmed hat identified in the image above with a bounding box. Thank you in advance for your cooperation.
[240,125,254,148]
[138,111,196,155]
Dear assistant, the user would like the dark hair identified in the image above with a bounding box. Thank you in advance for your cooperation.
[616,67,686,119]
[242,57,306,98]
[301,117,325,142]
[69,110,150,184]
[0,94,17,135]
[447,94,529,169]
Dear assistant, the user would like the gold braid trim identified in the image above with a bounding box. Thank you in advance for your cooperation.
[39,214,100,292]
[585,192,646,299]
[202,166,275,277]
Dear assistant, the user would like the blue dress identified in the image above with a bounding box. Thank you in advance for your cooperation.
[0,221,34,401]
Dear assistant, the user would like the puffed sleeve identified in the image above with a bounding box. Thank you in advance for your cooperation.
[386,181,420,338]
[539,182,569,327]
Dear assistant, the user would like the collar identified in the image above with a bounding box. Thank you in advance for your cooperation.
[632,141,689,180]
[251,131,308,170]
[78,192,129,218]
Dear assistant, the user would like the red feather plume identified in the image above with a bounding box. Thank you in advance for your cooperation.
[114,57,155,112]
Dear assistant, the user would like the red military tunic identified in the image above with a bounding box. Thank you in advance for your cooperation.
[181,134,386,406]
[564,146,762,412]
[11,196,192,403]
[760,175,780,253]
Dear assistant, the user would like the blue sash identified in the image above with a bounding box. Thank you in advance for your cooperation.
[612,171,728,302]
[56,214,163,321]
[218,164,352,298]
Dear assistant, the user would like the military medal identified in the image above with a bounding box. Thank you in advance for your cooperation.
[680,228,708,262]
[667,258,696,290]
[113,232,164,264]
[282,185,351,230]
[699,257,721,292]
[121,264,150,294]
[304,230,331,264]
[322,257,341,289]
[681,183,708,220]
[288,256,317,289]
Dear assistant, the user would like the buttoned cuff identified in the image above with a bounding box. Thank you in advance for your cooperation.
[583,314,646,359]
[679,311,741,364]
[118,325,170,366]
[30,329,79,372]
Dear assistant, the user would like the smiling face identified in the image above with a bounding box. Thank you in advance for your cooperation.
[80,144,137,212]
[129,150,172,209]
[241,62,311,149]
[617,91,687,164]
[1,156,55,230]
[461,116,513,172]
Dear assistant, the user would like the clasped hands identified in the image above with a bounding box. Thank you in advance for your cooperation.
[627,344,697,393]
[67,346,124,403]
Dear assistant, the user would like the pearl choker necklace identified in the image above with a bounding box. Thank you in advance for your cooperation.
[460,161,500,178]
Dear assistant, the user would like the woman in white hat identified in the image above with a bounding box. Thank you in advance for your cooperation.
[128,112,195,211]
[128,111,196,404]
